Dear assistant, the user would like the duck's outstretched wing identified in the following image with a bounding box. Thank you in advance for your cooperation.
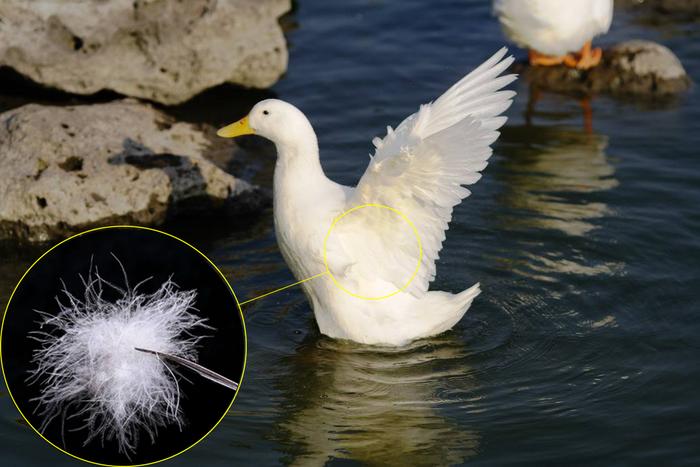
[327,48,516,298]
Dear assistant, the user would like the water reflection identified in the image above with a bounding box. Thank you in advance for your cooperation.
[494,125,622,282]
[498,126,618,237]
[524,87,596,134]
[274,335,480,466]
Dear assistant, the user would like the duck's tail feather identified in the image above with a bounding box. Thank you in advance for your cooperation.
[416,283,481,339]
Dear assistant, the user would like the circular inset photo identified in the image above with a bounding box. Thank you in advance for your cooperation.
[1,226,246,466]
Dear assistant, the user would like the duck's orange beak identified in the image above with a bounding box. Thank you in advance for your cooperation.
[217,116,254,138]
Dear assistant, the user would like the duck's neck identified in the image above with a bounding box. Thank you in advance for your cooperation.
[273,126,335,197]
[274,132,325,180]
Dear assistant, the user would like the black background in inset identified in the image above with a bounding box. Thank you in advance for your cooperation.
[1,227,245,465]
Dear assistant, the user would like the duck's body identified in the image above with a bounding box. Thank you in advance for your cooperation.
[271,129,484,345]
[219,49,516,346]
[493,0,613,69]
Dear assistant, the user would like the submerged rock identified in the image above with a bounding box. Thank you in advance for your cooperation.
[0,100,265,242]
[0,0,290,105]
[515,40,691,98]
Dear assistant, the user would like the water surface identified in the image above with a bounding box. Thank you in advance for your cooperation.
[2,1,699,465]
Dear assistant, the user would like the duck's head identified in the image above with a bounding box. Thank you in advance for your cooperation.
[217,99,315,150]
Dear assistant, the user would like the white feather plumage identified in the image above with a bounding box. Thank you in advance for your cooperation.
[237,48,516,345]
[349,48,517,297]
[28,264,207,455]
[492,0,613,57]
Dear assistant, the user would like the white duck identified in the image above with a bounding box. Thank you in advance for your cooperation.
[218,48,516,346]
[493,0,614,69]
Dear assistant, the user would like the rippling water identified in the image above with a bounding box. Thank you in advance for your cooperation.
[2,0,699,465]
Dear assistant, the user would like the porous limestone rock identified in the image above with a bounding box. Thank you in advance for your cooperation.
[0,0,291,104]
[0,99,263,242]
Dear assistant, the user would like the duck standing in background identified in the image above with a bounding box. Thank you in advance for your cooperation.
[493,0,614,70]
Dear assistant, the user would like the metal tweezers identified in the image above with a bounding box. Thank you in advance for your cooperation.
[134,347,239,391]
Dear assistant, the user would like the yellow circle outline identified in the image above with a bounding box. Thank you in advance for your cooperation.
[0,225,247,467]
[322,204,423,301]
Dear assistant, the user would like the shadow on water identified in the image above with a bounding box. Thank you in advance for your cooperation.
[271,334,480,466]
[0,66,121,113]
[0,65,276,129]
[160,84,276,127]
[0,241,43,311]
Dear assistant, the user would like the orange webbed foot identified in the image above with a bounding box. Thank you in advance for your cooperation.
[528,49,567,67]
[563,41,603,70]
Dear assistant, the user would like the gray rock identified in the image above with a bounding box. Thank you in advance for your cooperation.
[609,40,688,81]
[0,99,265,242]
[0,0,290,105]
[515,40,691,98]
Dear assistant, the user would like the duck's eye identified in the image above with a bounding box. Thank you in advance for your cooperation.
[263,110,270,115]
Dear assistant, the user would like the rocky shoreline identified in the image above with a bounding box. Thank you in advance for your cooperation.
[0,100,268,242]
[0,0,291,105]
[0,0,286,242]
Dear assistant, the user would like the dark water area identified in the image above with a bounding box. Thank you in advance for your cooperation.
[2,0,700,465]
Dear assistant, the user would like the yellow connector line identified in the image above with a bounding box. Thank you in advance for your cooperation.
[238,271,329,306]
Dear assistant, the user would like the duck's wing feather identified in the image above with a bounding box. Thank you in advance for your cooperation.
[327,48,516,298]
